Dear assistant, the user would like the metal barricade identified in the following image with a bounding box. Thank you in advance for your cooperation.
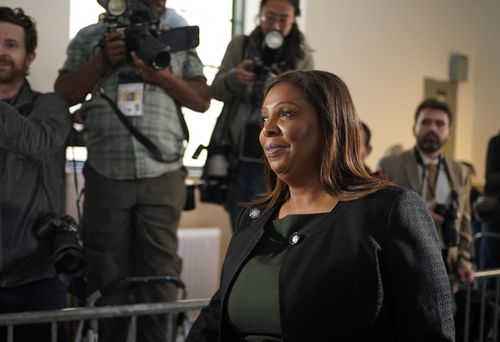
[80,275,189,342]
[460,269,500,342]
[0,298,209,342]
[0,275,209,342]
[459,232,500,342]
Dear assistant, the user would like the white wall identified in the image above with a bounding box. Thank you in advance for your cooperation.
[4,0,70,93]
[306,0,500,183]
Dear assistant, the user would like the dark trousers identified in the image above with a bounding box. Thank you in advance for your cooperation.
[0,277,67,342]
[478,223,500,270]
[82,164,186,342]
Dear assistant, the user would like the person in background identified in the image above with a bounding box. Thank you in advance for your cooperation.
[186,70,455,341]
[377,98,474,291]
[459,161,482,266]
[477,131,500,270]
[360,121,373,165]
[206,0,314,231]
[53,0,211,341]
[0,7,71,341]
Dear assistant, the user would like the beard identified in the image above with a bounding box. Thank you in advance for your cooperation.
[0,55,28,84]
[416,131,444,154]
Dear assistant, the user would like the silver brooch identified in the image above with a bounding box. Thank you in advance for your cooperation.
[289,232,301,245]
[249,208,261,219]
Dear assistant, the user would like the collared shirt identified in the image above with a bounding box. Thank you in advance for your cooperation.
[164,8,188,28]
[416,148,452,205]
[416,148,453,250]
[61,16,205,180]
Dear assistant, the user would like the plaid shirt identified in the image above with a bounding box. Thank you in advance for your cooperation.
[61,19,205,179]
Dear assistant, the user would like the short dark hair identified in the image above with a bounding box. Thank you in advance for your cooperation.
[0,7,37,54]
[414,98,453,125]
[360,121,371,147]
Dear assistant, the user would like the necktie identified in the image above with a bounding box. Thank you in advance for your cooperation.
[425,164,438,202]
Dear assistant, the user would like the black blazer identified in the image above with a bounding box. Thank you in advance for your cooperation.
[186,185,455,342]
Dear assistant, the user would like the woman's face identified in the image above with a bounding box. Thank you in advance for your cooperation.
[260,82,323,184]
[259,0,296,37]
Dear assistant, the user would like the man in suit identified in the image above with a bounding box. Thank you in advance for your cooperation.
[377,98,474,288]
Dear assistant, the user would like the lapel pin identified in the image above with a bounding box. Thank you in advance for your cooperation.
[249,208,261,219]
[289,232,301,245]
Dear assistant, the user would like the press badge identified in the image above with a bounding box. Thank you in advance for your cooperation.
[117,81,144,117]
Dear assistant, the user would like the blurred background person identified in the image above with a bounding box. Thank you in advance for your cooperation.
[476,131,500,270]
[203,0,314,231]
[0,7,71,341]
[54,0,211,341]
[377,98,474,291]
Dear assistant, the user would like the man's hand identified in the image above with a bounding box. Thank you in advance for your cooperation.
[103,29,128,67]
[457,264,475,284]
[130,52,210,112]
[236,59,257,85]
[130,52,173,86]
[428,201,445,226]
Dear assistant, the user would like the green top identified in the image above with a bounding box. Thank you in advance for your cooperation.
[227,213,326,341]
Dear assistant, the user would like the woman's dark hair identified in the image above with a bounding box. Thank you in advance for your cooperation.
[0,7,37,54]
[260,0,301,16]
[253,70,389,211]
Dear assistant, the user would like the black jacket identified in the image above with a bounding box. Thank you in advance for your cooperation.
[0,81,70,287]
[485,133,500,194]
[187,185,455,341]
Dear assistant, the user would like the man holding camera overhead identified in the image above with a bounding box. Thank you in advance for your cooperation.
[0,6,71,341]
[377,98,474,289]
[203,0,314,231]
[54,0,210,341]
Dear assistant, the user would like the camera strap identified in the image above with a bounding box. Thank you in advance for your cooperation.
[413,147,455,201]
[99,86,189,163]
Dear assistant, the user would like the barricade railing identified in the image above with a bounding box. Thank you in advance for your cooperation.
[0,298,210,342]
[461,268,500,342]
[460,231,500,342]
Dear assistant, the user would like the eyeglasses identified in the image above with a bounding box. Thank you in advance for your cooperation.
[260,12,294,26]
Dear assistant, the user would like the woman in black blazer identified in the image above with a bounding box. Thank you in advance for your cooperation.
[186,70,455,341]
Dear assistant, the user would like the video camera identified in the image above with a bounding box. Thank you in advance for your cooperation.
[97,0,199,70]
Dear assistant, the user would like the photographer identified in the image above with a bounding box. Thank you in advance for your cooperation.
[54,0,210,341]
[0,6,71,341]
[204,0,314,231]
[377,99,474,289]
[477,132,500,270]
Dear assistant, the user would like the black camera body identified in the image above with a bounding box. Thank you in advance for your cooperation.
[245,30,287,77]
[435,191,460,247]
[101,4,199,70]
[35,213,85,276]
